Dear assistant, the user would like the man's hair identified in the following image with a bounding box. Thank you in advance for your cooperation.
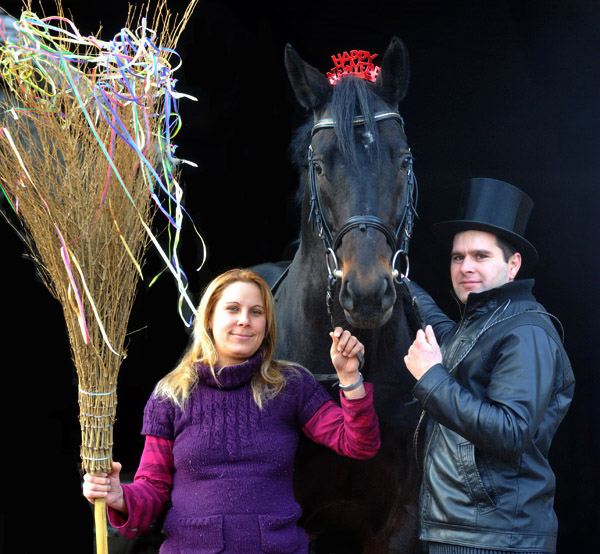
[495,235,518,262]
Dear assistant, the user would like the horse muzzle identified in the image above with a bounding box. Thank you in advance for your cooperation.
[338,261,397,329]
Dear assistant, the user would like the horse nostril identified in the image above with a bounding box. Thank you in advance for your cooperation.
[381,276,396,312]
[341,275,396,313]
[340,279,355,312]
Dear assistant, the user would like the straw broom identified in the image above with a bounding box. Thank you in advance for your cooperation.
[0,1,199,551]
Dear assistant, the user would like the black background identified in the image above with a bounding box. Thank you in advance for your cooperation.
[1,0,598,552]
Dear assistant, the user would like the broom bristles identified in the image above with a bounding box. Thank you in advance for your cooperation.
[0,0,200,474]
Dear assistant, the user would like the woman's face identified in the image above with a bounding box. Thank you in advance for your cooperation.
[210,280,267,367]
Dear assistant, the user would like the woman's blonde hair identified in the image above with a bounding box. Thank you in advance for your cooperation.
[154,268,288,409]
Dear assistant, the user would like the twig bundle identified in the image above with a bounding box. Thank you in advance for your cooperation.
[0,0,199,475]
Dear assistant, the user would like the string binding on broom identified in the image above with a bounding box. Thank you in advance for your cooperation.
[82,455,113,461]
[78,388,117,396]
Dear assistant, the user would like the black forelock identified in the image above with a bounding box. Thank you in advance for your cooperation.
[330,76,380,167]
[288,77,383,186]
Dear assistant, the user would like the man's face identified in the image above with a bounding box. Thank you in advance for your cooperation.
[450,230,521,303]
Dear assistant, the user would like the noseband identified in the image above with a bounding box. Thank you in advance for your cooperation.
[307,110,419,328]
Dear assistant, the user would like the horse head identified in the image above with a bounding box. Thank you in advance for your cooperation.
[285,37,417,329]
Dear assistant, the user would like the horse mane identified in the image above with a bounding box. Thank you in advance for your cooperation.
[288,76,383,185]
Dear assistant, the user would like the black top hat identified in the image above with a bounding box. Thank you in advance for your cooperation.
[432,178,538,269]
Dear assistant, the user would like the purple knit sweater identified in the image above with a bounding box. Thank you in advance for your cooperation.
[142,352,333,553]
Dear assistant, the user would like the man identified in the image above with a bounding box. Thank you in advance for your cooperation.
[404,178,575,554]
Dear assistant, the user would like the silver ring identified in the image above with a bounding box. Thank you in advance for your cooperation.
[392,250,409,281]
[326,247,340,278]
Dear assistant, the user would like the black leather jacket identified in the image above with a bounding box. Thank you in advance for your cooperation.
[411,279,574,552]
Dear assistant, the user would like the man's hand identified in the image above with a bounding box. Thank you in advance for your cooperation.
[404,325,442,380]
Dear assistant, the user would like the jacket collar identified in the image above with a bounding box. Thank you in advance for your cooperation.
[460,279,536,317]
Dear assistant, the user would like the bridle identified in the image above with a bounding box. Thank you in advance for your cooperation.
[307,110,419,329]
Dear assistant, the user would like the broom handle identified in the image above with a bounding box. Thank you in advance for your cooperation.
[95,498,109,554]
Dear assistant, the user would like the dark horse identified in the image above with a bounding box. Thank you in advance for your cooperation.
[255,37,423,553]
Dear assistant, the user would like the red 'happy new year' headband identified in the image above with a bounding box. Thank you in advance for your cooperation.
[326,50,380,85]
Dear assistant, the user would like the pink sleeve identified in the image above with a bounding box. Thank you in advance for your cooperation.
[302,382,380,459]
[108,435,174,538]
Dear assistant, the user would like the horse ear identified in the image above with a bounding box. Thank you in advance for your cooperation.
[284,44,332,111]
[375,36,410,107]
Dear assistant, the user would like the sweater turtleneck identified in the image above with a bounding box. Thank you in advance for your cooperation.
[194,350,263,390]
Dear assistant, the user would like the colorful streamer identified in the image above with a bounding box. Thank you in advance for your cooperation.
[0,10,203,330]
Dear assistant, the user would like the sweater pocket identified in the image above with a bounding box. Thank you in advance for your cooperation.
[178,515,225,554]
[258,510,307,553]
[457,441,497,515]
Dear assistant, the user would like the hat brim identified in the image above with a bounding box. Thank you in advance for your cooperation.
[432,220,539,270]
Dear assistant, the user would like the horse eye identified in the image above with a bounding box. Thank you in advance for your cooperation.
[312,161,324,176]
[399,155,412,172]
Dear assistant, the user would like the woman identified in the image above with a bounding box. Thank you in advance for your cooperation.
[83,268,380,553]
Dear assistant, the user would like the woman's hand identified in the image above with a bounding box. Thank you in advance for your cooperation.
[82,461,127,514]
[330,327,366,398]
